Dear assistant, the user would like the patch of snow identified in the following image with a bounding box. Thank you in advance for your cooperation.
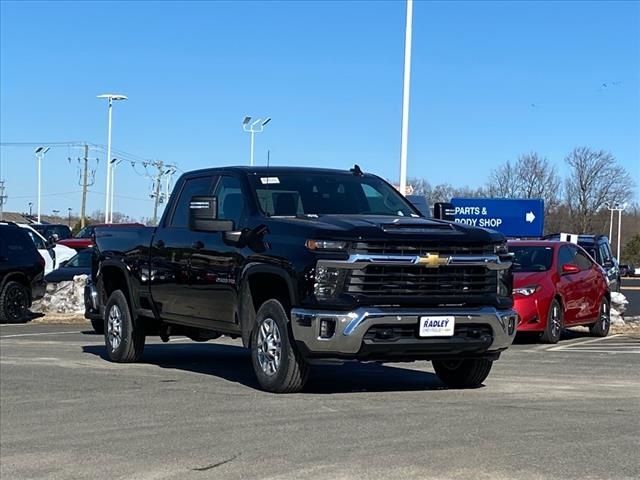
[610,291,629,325]
[32,275,88,314]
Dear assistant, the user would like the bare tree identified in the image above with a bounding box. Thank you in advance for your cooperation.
[487,152,561,212]
[564,147,635,233]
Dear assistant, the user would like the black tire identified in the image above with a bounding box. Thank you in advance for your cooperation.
[589,297,610,337]
[90,317,104,334]
[541,298,563,344]
[250,299,308,393]
[104,290,145,362]
[0,281,29,324]
[432,358,493,388]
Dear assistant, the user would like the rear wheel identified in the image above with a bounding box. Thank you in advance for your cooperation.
[0,281,29,324]
[541,299,563,344]
[250,299,308,393]
[432,358,493,388]
[589,298,610,337]
[104,290,145,362]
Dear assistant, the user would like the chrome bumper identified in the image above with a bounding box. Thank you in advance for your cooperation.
[291,306,518,356]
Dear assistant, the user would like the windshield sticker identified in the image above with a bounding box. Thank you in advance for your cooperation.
[260,177,280,185]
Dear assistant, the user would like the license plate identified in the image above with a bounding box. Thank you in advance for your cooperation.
[419,316,455,337]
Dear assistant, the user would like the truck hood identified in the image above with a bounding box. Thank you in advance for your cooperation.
[269,215,504,244]
[57,238,94,249]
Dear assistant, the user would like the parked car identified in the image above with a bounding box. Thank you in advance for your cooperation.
[509,240,610,343]
[86,166,518,393]
[18,224,76,275]
[31,223,72,243]
[58,223,143,251]
[0,222,46,323]
[619,264,635,277]
[44,248,93,283]
[543,234,620,292]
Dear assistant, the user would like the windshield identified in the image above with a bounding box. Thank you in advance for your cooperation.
[511,246,554,272]
[75,226,94,238]
[249,173,418,217]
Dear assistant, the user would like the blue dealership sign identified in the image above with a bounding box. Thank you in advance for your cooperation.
[450,198,544,238]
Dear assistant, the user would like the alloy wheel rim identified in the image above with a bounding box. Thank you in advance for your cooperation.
[256,317,281,376]
[550,305,561,339]
[6,286,27,320]
[107,305,123,351]
[600,301,609,329]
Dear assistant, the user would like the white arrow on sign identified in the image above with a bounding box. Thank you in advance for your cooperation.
[525,211,536,223]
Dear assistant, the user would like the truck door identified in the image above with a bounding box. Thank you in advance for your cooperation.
[150,174,217,323]
[189,174,247,325]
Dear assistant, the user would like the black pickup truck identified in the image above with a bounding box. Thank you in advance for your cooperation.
[86,166,517,392]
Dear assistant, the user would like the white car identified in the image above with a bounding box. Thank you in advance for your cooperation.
[18,224,76,275]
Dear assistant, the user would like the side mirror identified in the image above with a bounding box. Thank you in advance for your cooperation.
[189,196,234,233]
[48,235,58,245]
[433,202,455,221]
[562,264,580,275]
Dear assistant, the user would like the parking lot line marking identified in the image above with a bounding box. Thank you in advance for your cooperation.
[621,286,640,291]
[0,331,83,339]
[547,334,621,351]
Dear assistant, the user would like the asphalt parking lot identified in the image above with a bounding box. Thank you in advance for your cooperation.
[1,323,639,480]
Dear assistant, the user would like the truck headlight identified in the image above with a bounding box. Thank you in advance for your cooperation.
[306,239,348,251]
[314,266,346,298]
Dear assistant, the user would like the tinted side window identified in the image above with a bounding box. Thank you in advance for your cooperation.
[575,249,593,271]
[0,228,37,258]
[170,176,215,228]
[557,246,575,269]
[215,176,246,226]
[25,230,46,249]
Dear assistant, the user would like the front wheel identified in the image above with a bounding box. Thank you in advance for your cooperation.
[589,298,610,337]
[541,299,563,344]
[104,290,145,362]
[250,299,308,393]
[432,358,493,388]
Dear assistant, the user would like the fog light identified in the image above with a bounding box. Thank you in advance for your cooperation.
[508,315,517,335]
[319,318,336,339]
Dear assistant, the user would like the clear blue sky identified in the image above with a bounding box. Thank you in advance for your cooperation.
[1,0,639,220]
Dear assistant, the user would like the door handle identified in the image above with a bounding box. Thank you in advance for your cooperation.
[155,240,165,249]
[192,240,204,250]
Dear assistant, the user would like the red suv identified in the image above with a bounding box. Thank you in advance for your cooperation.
[508,240,610,343]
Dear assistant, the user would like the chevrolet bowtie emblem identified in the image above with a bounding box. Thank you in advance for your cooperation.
[417,253,450,267]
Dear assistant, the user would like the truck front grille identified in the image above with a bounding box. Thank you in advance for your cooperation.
[345,265,496,297]
[352,241,492,256]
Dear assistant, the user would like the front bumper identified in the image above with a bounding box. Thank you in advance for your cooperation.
[291,306,518,360]
[84,281,101,320]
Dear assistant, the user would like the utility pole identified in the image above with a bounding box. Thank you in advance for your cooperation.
[80,144,89,228]
[150,160,165,226]
[398,0,414,196]
[0,180,6,222]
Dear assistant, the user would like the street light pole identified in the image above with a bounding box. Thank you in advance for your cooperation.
[109,158,120,223]
[34,146,50,223]
[97,93,127,223]
[242,116,271,166]
[399,0,413,196]
[617,204,626,261]
[68,208,72,227]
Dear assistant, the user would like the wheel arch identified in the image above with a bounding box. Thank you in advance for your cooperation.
[98,261,138,319]
[238,264,297,347]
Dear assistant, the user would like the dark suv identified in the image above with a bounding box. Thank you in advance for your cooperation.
[0,223,46,323]
[543,234,620,291]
